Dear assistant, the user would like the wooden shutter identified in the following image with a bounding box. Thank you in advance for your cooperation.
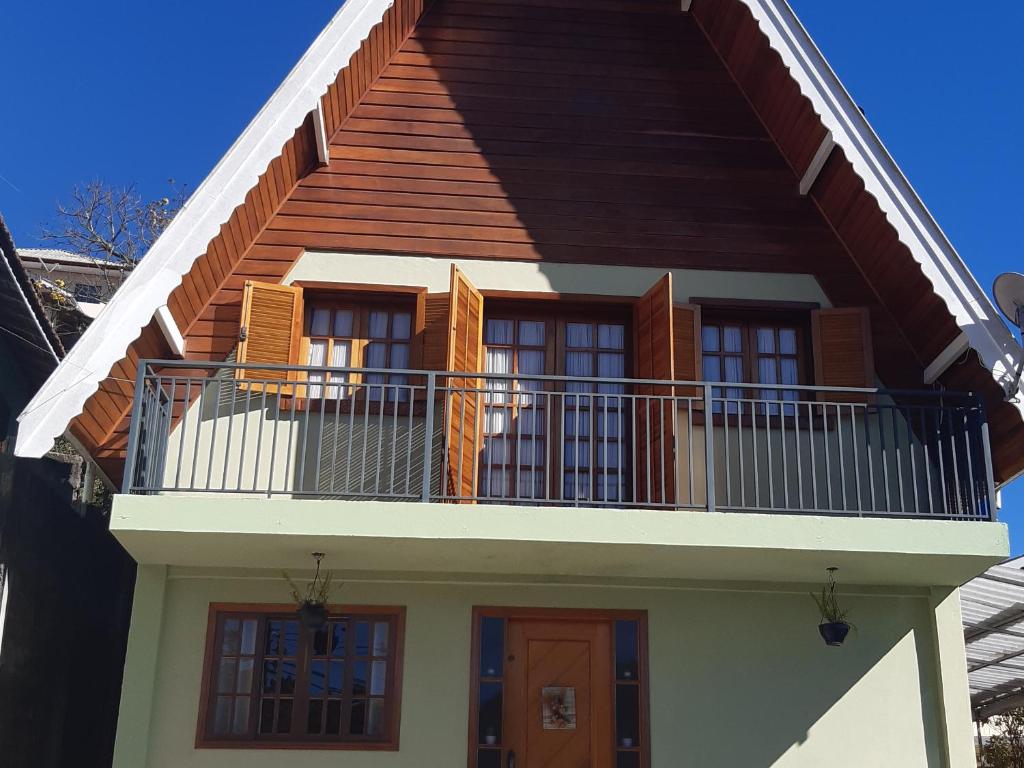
[420,293,450,371]
[673,303,702,397]
[445,266,484,501]
[811,308,875,399]
[633,273,676,506]
[236,280,304,393]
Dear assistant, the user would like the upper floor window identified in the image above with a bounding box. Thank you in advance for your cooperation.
[701,312,808,412]
[198,606,404,749]
[305,301,413,401]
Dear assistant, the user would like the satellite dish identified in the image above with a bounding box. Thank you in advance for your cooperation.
[993,272,1024,400]
[994,272,1024,333]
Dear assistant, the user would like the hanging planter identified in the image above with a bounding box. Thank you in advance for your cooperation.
[812,567,855,647]
[284,552,334,632]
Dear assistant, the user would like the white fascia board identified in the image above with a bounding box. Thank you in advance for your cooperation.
[154,305,186,358]
[744,0,1024,419]
[14,0,393,458]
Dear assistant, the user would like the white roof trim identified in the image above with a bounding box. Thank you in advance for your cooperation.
[15,0,1024,460]
[745,0,1024,416]
[14,0,393,458]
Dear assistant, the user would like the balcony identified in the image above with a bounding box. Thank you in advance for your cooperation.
[124,360,996,521]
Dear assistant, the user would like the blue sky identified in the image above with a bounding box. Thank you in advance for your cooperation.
[2,2,1022,549]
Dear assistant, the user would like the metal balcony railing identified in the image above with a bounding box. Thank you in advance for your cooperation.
[124,360,997,520]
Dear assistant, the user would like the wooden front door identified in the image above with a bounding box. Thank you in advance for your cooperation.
[504,619,614,768]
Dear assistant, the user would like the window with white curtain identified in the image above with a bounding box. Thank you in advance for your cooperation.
[701,314,807,414]
[305,302,413,402]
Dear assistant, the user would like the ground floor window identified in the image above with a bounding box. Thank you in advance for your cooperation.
[197,604,404,749]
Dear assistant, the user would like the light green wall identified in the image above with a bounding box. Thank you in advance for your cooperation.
[127,571,970,768]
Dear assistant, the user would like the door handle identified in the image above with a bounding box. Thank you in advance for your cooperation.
[507,749,516,768]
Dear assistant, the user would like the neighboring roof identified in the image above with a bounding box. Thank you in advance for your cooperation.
[19,248,125,269]
[13,0,1024,460]
[962,557,1024,719]
[0,216,64,392]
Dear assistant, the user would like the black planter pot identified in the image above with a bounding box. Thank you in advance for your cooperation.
[298,601,328,631]
[819,621,851,646]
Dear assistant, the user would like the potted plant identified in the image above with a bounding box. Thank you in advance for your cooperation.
[812,567,854,646]
[284,552,333,631]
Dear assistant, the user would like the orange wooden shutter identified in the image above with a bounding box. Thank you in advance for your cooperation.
[236,280,304,393]
[445,266,484,501]
[811,307,875,399]
[633,273,676,506]
[420,292,450,371]
[673,303,702,397]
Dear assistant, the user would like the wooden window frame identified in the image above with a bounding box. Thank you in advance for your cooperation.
[481,301,633,502]
[196,603,406,751]
[699,308,812,389]
[466,606,651,768]
[298,288,424,413]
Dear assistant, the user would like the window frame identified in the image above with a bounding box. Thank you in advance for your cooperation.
[300,289,421,409]
[700,307,812,391]
[195,603,406,751]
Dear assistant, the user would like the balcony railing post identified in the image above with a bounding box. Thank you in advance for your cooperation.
[978,396,998,521]
[421,371,436,502]
[704,382,716,512]
[122,358,149,494]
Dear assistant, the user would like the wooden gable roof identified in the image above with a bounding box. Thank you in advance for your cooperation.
[16,0,1024,486]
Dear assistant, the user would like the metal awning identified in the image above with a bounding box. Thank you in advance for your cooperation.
[962,556,1024,719]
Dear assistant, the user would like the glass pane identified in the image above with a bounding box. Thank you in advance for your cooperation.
[598,352,624,379]
[236,658,254,694]
[598,324,625,350]
[241,619,257,655]
[222,618,241,654]
[265,620,281,655]
[356,622,370,655]
[329,660,344,696]
[350,699,367,735]
[390,343,410,370]
[478,750,502,768]
[615,621,639,681]
[702,355,721,382]
[333,309,353,337]
[480,617,505,678]
[214,696,233,735]
[615,684,639,746]
[566,351,592,378]
[262,660,278,693]
[329,340,351,369]
[352,661,368,695]
[283,621,299,657]
[365,342,387,369]
[276,699,293,734]
[331,622,347,656]
[259,698,275,734]
[217,657,237,693]
[280,660,296,695]
[313,626,328,656]
[326,699,342,735]
[701,325,719,352]
[368,311,389,339]
[307,699,323,734]
[367,698,385,737]
[756,327,775,353]
[566,322,593,348]
[370,661,387,696]
[779,328,797,354]
[372,622,390,656]
[310,660,325,696]
[723,326,743,353]
[392,312,412,340]
[478,682,503,744]
[232,697,250,735]
[758,358,778,385]
[724,356,743,383]
[781,358,799,385]
[519,320,545,345]
[518,349,544,377]
[617,752,640,768]
[486,319,514,345]
[310,308,331,336]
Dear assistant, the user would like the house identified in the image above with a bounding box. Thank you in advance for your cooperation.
[0,216,135,766]
[14,0,1024,765]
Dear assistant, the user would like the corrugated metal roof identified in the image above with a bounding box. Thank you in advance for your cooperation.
[962,556,1024,718]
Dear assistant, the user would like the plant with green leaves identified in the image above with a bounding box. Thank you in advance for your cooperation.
[812,567,854,628]
[284,552,333,606]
